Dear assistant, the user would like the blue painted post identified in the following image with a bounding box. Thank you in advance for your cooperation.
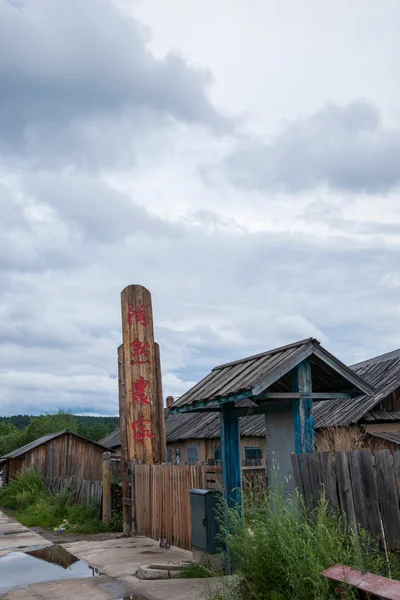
[293,359,315,453]
[220,401,242,509]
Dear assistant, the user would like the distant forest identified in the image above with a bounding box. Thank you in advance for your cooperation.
[0,411,119,457]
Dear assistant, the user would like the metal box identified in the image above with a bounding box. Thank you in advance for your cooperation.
[189,489,221,553]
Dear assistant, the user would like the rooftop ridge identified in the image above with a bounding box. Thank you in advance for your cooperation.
[212,337,317,371]
[351,348,400,369]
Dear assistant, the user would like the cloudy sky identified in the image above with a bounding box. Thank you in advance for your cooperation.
[1,0,399,417]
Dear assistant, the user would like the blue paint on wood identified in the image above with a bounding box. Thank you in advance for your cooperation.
[170,390,254,414]
[292,360,315,454]
[220,401,242,510]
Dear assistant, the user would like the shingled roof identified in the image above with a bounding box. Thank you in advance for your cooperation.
[100,404,266,449]
[313,349,400,428]
[173,337,374,411]
[100,346,400,447]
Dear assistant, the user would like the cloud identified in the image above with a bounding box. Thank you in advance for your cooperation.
[0,0,229,159]
[225,100,400,193]
[0,1,398,419]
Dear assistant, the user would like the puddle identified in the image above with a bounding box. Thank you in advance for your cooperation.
[140,550,157,554]
[0,545,101,595]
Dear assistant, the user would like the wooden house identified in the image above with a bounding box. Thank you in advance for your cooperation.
[101,346,400,460]
[0,430,110,485]
[100,408,266,465]
[314,348,400,450]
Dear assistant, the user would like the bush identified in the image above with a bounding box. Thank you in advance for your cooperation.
[0,469,46,510]
[0,470,122,535]
[221,487,400,600]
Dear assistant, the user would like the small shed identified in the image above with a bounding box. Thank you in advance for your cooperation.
[171,337,375,506]
[0,430,110,485]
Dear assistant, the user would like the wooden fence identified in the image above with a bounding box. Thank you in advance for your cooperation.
[131,462,268,549]
[291,449,400,550]
[134,464,205,550]
[45,476,102,506]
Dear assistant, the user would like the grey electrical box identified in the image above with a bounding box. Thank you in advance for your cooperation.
[189,489,221,553]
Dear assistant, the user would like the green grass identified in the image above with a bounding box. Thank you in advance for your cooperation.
[180,555,224,579]
[216,487,400,600]
[0,469,122,534]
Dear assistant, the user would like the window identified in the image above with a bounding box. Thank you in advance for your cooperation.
[187,445,199,464]
[175,449,181,464]
[245,447,262,464]
[213,448,222,464]
[167,448,173,463]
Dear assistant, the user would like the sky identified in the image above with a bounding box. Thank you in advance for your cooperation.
[0,0,399,417]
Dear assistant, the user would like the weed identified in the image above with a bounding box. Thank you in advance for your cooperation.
[0,470,122,534]
[218,487,400,600]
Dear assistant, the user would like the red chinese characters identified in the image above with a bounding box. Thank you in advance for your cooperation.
[131,376,151,406]
[127,304,149,327]
[131,417,155,444]
[130,339,151,365]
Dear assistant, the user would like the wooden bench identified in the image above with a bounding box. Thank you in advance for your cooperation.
[322,564,400,599]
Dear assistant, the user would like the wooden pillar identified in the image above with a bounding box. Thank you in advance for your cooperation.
[121,285,166,463]
[102,451,112,525]
[118,344,132,536]
[154,343,167,464]
[293,359,314,453]
[220,402,242,509]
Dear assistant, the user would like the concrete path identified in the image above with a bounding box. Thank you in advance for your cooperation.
[0,512,51,557]
[0,510,228,599]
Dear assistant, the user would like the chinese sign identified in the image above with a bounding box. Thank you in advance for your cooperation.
[121,284,166,464]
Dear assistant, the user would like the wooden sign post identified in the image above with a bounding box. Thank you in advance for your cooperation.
[121,285,166,464]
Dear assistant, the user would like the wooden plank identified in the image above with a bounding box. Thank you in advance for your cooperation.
[290,453,303,495]
[393,452,400,496]
[322,564,400,599]
[319,452,339,511]
[102,452,112,525]
[305,453,323,511]
[336,451,357,536]
[349,450,381,539]
[297,453,313,511]
[154,343,167,464]
[375,450,400,550]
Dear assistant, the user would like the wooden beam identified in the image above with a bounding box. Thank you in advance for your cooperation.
[257,392,357,400]
[293,359,314,454]
[313,346,375,396]
[170,390,254,414]
[102,451,112,526]
[220,402,242,509]
[251,343,314,395]
[118,344,131,536]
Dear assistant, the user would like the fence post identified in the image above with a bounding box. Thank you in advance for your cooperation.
[102,452,112,526]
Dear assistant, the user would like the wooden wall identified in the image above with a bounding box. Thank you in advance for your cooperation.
[6,434,104,483]
[166,435,266,464]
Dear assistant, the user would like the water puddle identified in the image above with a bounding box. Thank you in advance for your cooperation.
[0,545,101,595]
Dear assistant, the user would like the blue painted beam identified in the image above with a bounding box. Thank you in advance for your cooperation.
[220,401,242,510]
[169,390,254,414]
[292,360,315,453]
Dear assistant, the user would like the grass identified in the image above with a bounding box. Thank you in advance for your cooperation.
[0,469,122,534]
[212,487,400,600]
[180,555,224,579]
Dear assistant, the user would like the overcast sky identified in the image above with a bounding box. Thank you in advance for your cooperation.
[1,0,399,417]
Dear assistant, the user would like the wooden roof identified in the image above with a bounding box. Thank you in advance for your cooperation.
[0,430,110,462]
[172,338,374,411]
[314,349,400,428]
